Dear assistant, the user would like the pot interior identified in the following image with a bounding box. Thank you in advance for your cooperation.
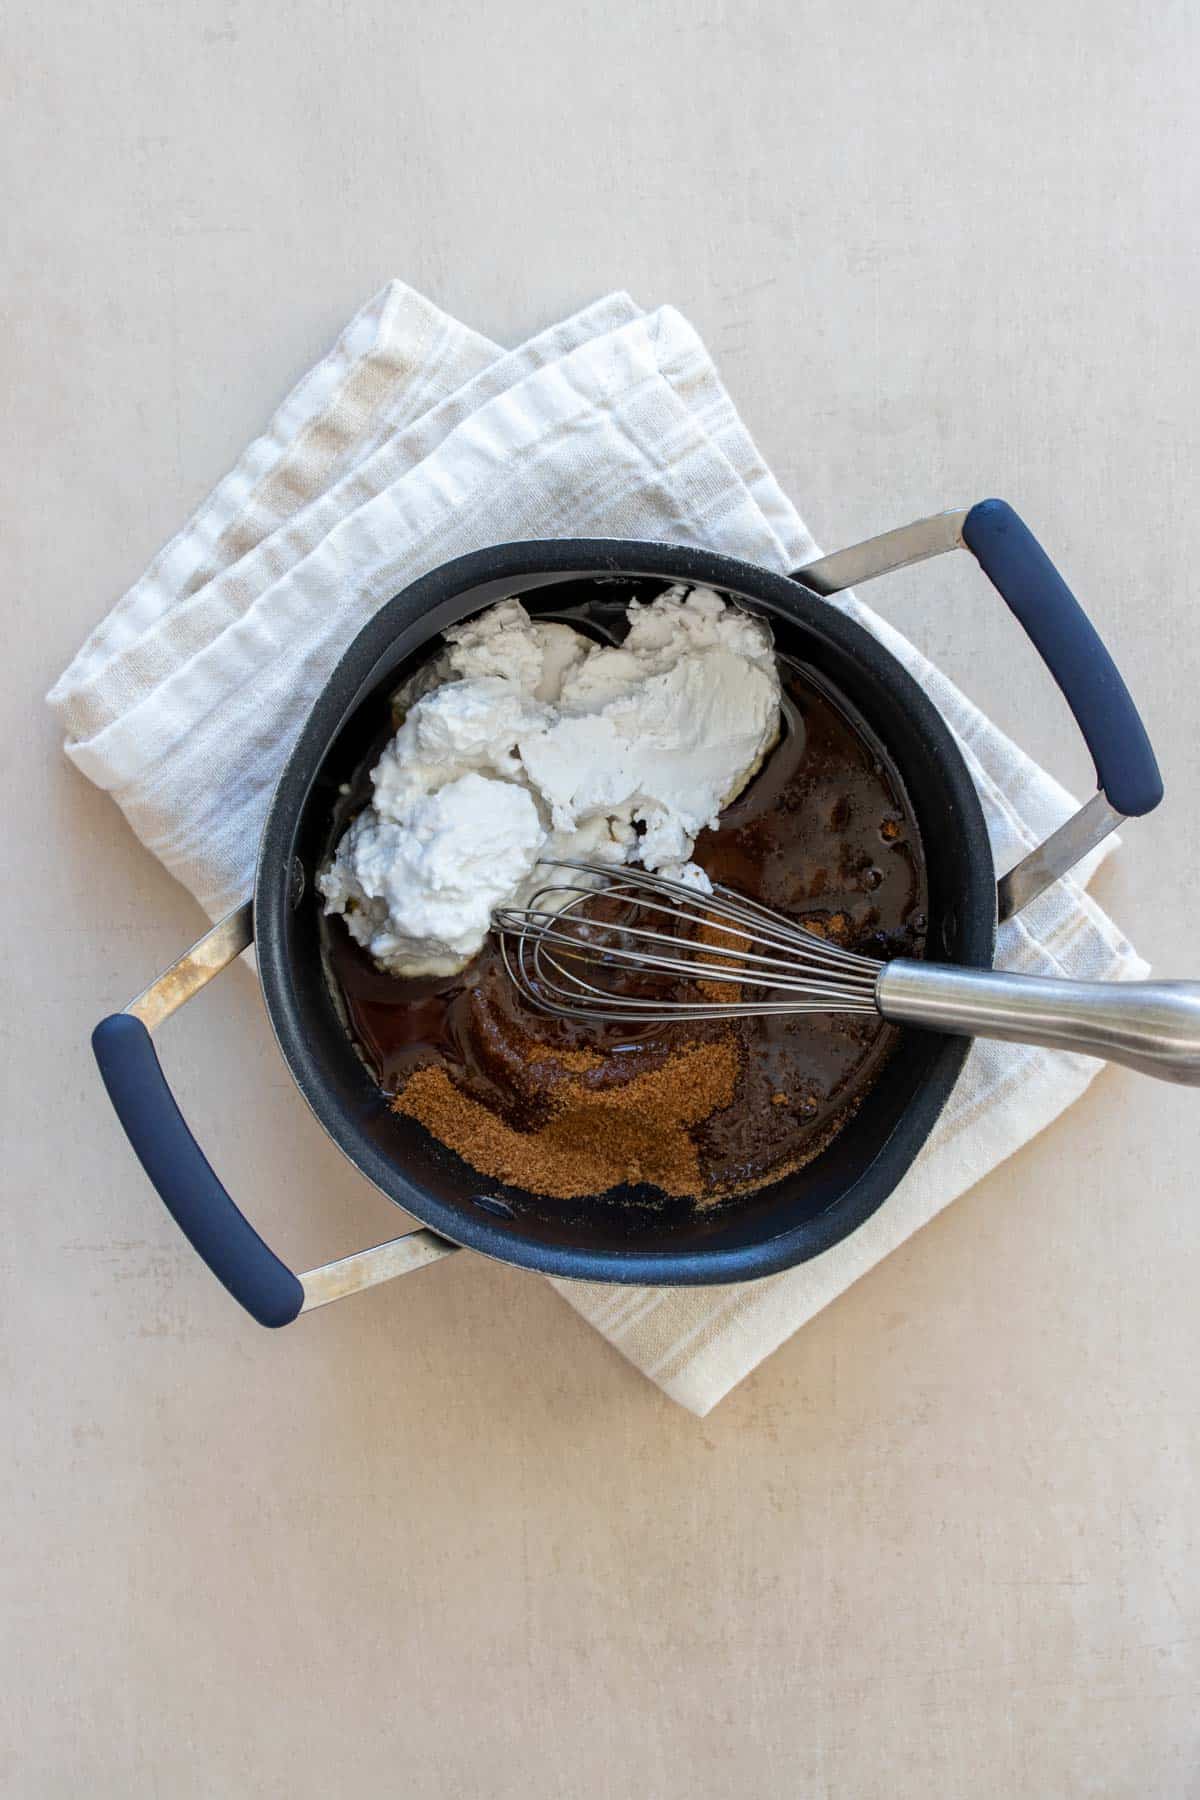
[260,550,995,1280]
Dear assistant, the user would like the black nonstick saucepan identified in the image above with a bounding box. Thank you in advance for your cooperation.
[93,501,1165,1328]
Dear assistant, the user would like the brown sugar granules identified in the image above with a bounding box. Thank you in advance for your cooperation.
[393,1037,739,1199]
[523,1043,603,1072]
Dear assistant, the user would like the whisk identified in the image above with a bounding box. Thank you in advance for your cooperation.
[493,861,1200,1086]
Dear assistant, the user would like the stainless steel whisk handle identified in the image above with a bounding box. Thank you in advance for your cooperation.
[877,963,1200,1086]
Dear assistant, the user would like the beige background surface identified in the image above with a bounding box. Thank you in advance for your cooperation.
[4,2,1199,1794]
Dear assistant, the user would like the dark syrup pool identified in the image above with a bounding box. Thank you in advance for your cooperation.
[319,589,928,1203]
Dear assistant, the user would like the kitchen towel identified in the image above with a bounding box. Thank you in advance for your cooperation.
[50,281,1147,1415]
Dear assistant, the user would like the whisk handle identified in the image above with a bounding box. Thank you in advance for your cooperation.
[877,961,1200,1086]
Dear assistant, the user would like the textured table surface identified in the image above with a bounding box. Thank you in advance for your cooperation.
[5,2,1198,1793]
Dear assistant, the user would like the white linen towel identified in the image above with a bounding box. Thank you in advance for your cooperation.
[50,282,1147,1415]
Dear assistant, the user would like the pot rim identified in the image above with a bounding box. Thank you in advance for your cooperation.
[255,539,996,1285]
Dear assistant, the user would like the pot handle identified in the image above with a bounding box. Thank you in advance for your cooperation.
[93,903,458,1328]
[94,1011,305,1326]
[792,500,1163,916]
[959,500,1162,819]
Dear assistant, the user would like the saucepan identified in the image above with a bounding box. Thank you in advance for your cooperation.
[93,501,1165,1327]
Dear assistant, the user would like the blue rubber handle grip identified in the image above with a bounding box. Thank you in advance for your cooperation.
[962,500,1163,818]
[93,1013,305,1328]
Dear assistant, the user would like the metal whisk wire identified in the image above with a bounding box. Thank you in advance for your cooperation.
[493,860,882,1024]
[490,860,1200,1082]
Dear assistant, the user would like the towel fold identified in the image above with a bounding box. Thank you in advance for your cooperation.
[51,282,1146,1414]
